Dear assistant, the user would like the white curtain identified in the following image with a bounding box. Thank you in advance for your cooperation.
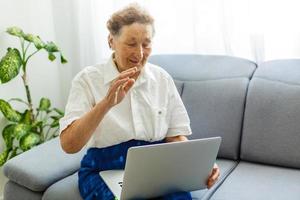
[50,0,300,101]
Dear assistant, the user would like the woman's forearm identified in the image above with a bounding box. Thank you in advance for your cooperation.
[60,99,111,154]
[165,135,188,143]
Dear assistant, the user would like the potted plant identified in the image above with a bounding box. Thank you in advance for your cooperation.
[0,27,67,166]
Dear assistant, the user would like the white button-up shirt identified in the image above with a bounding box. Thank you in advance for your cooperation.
[59,56,192,148]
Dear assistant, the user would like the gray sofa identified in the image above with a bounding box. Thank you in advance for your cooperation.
[3,55,300,200]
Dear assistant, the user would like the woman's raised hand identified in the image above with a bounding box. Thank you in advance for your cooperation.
[104,67,139,108]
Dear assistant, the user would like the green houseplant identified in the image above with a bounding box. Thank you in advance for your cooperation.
[0,27,67,166]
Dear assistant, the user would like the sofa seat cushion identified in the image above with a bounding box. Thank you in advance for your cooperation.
[43,159,237,200]
[43,172,82,200]
[191,159,237,200]
[210,161,300,200]
[4,181,43,200]
[3,138,85,192]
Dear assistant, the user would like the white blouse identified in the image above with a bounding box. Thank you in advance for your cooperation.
[59,56,192,148]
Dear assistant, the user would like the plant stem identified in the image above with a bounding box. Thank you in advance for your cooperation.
[21,72,34,121]
[25,50,40,66]
[20,39,35,121]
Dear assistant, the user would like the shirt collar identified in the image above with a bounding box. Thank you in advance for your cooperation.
[103,55,120,85]
[103,54,155,87]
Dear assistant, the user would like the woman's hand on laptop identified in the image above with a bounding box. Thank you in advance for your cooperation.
[164,135,220,189]
[207,163,220,189]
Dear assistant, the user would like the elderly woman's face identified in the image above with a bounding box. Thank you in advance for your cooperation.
[110,23,153,72]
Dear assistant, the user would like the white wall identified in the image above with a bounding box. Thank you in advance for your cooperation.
[0,0,69,197]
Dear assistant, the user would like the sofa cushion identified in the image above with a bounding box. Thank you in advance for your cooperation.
[255,59,300,84]
[3,138,85,192]
[182,78,249,160]
[4,181,43,200]
[241,78,300,168]
[191,159,238,200]
[174,80,184,96]
[210,161,300,200]
[149,54,256,81]
[42,159,237,200]
[43,172,82,200]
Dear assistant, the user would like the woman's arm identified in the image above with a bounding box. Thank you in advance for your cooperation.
[60,99,111,154]
[165,135,188,142]
[60,67,138,154]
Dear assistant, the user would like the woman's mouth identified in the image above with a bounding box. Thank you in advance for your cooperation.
[129,59,140,66]
[129,60,140,65]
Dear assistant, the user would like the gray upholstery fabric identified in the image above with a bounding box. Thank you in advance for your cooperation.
[43,172,82,200]
[241,78,300,168]
[149,54,256,81]
[174,80,184,96]
[3,138,85,192]
[4,181,42,200]
[191,159,238,200]
[182,78,249,160]
[255,59,300,85]
[210,161,300,200]
[42,159,237,200]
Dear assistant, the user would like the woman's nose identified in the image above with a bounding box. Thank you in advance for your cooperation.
[133,45,143,59]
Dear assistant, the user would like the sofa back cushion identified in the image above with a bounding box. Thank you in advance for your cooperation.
[149,54,256,81]
[241,60,300,168]
[149,54,256,160]
[182,79,248,159]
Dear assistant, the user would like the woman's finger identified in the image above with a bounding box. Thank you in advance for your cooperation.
[211,167,220,180]
[110,77,129,92]
[122,78,135,92]
[114,85,122,104]
[117,67,138,80]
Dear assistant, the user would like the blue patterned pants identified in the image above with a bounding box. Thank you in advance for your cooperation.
[78,139,192,200]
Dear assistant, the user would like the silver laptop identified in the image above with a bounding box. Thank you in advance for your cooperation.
[99,137,221,200]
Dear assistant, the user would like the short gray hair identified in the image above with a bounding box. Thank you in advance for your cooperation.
[106,3,155,36]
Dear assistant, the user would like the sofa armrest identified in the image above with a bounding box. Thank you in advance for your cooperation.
[3,137,86,192]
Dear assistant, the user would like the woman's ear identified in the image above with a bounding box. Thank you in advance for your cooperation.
[108,34,114,50]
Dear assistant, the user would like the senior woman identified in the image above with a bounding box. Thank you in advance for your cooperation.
[59,4,220,200]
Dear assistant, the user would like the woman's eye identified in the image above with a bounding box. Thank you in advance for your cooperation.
[127,43,136,47]
[143,43,151,48]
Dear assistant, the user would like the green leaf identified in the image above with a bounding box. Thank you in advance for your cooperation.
[23,34,44,50]
[20,132,41,151]
[8,98,27,104]
[0,99,22,122]
[32,120,43,129]
[44,41,59,53]
[50,120,59,128]
[8,148,18,159]
[6,27,24,38]
[0,48,22,84]
[20,109,32,124]
[0,149,11,166]
[2,124,16,149]
[48,52,56,61]
[50,115,61,121]
[14,123,31,139]
[39,97,51,111]
[60,53,67,64]
[53,108,64,116]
